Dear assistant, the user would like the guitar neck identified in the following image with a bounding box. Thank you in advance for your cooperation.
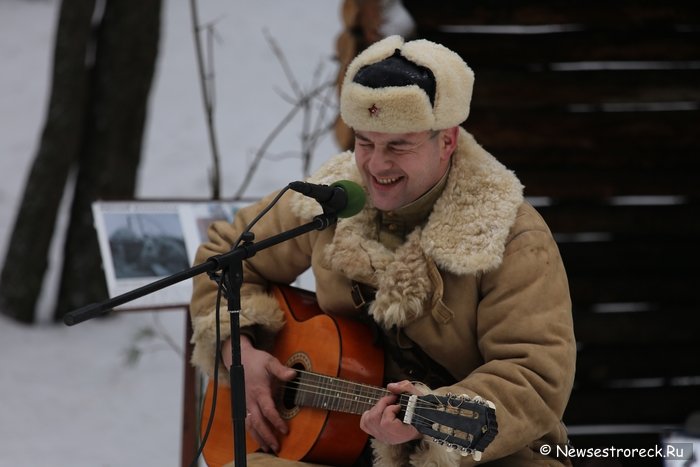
[291,370,395,415]
[287,369,498,458]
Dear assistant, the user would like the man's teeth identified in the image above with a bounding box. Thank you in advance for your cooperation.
[376,176,400,185]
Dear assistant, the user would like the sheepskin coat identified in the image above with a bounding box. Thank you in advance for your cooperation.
[190,128,576,466]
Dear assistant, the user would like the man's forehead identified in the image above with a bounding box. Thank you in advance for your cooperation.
[354,130,432,144]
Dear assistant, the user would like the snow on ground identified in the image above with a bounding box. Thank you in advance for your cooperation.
[0,1,342,465]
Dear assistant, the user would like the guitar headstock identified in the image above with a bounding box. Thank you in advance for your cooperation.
[399,392,498,460]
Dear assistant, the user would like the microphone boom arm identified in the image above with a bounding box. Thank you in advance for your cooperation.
[63,211,337,326]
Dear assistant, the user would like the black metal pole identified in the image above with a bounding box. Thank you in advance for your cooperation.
[216,249,248,467]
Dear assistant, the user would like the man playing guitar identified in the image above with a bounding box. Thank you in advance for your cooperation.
[190,35,575,466]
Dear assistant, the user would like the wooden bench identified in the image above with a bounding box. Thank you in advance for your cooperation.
[338,1,700,464]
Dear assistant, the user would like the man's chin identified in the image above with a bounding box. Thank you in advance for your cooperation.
[369,186,404,211]
[371,197,400,212]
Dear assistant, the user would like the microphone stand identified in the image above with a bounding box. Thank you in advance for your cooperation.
[64,211,339,467]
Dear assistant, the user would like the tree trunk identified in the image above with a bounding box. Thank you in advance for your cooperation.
[335,0,386,150]
[0,0,96,323]
[0,0,162,323]
[55,0,162,320]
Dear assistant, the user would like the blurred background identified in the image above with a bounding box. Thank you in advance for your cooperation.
[1,1,698,466]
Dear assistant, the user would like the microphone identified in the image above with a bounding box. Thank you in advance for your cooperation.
[288,180,365,218]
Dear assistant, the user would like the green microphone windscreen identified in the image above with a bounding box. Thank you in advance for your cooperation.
[330,180,366,218]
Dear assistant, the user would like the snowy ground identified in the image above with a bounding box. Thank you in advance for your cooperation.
[0,1,343,465]
[2,2,699,467]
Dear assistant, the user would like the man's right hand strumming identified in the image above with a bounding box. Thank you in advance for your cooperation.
[221,335,297,453]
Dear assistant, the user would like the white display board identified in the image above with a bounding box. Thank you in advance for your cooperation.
[92,200,250,310]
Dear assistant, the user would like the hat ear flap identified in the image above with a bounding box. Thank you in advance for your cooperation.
[401,40,474,128]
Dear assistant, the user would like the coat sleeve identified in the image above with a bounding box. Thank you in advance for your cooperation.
[189,191,315,380]
[450,224,576,462]
[373,207,576,466]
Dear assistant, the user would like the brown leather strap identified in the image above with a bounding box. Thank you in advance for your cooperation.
[351,281,377,309]
[381,326,456,389]
[350,281,455,388]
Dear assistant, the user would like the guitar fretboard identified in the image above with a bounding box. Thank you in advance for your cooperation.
[290,370,400,415]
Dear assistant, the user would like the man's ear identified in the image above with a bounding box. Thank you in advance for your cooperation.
[441,126,460,159]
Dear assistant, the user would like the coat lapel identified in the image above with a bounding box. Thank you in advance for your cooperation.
[290,129,523,328]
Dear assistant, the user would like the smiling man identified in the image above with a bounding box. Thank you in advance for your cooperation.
[190,35,576,466]
[353,129,454,212]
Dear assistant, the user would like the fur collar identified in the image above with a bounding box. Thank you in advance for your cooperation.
[291,129,523,328]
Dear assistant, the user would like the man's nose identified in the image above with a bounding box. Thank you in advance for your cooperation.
[367,147,393,171]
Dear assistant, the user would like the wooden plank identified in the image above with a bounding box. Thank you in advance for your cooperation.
[576,344,700,385]
[496,149,700,198]
[496,148,699,173]
[559,239,697,274]
[468,106,698,152]
[472,69,700,108]
[537,203,700,236]
[516,169,700,197]
[572,310,698,346]
[468,109,699,155]
[402,0,700,27]
[421,29,700,66]
[568,275,699,306]
[565,385,700,425]
[560,239,700,304]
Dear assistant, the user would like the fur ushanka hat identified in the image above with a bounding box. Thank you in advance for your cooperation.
[340,35,474,133]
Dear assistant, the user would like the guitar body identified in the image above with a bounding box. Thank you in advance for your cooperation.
[201,285,384,467]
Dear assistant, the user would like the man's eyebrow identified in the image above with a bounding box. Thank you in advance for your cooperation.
[388,138,416,145]
[354,133,421,145]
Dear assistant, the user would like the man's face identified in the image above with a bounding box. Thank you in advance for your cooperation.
[354,128,456,211]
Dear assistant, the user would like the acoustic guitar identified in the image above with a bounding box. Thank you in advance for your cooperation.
[200,285,498,466]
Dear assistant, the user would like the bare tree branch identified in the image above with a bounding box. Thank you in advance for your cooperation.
[263,28,302,99]
[188,0,222,199]
[232,33,337,198]
[233,103,303,199]
[301,61,336,176]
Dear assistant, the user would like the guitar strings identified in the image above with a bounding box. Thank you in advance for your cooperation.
[287,383,446,432]
[275,369,486,448]
[288,369,452,413]
[288,369,443,409]
[284,368,490,444]
[283,369,451,430]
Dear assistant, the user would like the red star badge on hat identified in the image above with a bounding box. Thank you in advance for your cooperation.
[368,104,380,117]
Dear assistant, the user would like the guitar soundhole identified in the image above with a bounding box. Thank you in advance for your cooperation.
[279,352,311,420]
